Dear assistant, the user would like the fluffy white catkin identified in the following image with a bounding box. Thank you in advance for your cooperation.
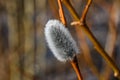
[45,19,79,62]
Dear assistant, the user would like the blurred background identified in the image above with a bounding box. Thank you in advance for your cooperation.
[0,0,120,80]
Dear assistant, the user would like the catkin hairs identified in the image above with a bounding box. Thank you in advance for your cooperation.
[45,19,79,62]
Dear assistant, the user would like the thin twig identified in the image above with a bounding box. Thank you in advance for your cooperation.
[71,56,83,80]
[80,0,92,22]
[57,0,66,25]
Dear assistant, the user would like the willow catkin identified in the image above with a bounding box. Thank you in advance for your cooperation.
[45,19,79,62]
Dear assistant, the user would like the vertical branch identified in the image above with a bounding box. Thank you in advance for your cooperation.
[57,0,83,80]
[17,0,25,79]
[17,0,25,80]
[71,56,83,80]
[6,0,21,80]
[0,3,10,80]
[57,0,66,25]
[33,0,37,79]
[23,0,34,80]
[33,0,47,80]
